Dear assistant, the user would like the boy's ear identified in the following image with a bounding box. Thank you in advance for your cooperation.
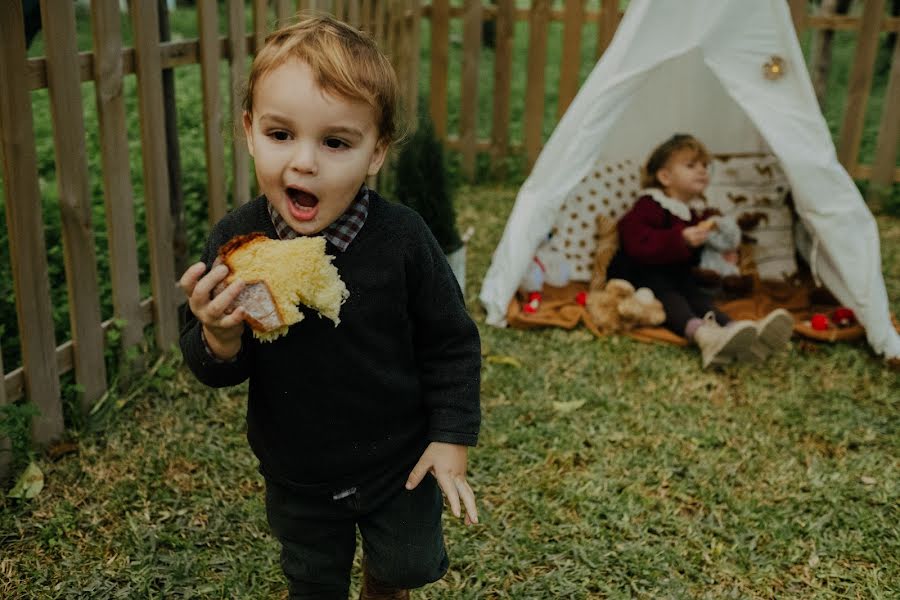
[242,111,255,157]
[367,139,389,177]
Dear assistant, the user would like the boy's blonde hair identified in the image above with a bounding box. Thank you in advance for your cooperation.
[641,133,711,189]
[243,13,401,144]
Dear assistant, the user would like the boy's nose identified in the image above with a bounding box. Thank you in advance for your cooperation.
[288,142,318,175]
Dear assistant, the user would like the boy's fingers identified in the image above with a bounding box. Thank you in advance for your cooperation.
[455,477,478,525]
[208,279,244,316]
[436,472,461,518]
[179,262,206,297]
[405,459,430,490]
[193,264,230,301]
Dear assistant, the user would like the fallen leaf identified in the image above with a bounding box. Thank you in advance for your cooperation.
[808,552,820,568]
[552,399,586,413]
[8,462,44,499]
[486,355,522,368]
[860,476,877,485]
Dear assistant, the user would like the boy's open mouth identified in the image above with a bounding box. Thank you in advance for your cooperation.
[285,187,319,221]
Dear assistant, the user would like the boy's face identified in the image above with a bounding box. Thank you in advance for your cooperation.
[658,149,709,201]
[243,59,387,235]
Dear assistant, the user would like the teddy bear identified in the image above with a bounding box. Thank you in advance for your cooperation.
[585,278,666,334]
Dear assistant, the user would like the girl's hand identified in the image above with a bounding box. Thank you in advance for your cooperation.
[179,262,246,359]
[406,442,478,526]
[682,225,710,247]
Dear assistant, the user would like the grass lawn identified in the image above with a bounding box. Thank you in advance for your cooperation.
[2,186,898,598]
[2,3,899,598]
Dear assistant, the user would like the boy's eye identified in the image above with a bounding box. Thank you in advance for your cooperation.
[324,138,347,149]
[269,130,290,141]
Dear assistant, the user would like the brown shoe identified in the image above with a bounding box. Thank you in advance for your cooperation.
[359,558,409,600]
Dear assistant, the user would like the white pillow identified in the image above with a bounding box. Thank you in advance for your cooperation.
[705,154,797,280]
[547,158,641,281]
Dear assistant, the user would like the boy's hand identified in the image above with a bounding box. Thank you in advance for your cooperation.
[179,262,246,359]
[682,225,710,247]
[406,442,478,526]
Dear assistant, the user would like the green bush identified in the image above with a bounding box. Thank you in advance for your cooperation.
[392,113,463,254]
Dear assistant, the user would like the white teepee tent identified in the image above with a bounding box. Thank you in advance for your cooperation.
[479,0,900,359]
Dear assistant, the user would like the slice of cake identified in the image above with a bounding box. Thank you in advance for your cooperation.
[215,233,349,341]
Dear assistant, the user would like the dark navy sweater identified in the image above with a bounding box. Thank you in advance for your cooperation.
[179,192,481,497]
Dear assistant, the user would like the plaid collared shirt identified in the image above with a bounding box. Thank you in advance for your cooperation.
[267,185,370,252]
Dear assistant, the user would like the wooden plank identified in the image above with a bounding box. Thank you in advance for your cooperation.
[131,1,179,348]
[334,0,346,20]
[254,0,269,53]
[276,0,294,22]
[808,15,900,31]
[595,0,619,59]
[347,0,361,27]
[491,0,514,176]
[361,0,372,31]
[421,3,900,32]
[789,0,808,39]
[229,0,251,207]
[406,0,422,125]
[89,0,144,354]
[837,0,885,169]
[39,0,108,413]
[868,35,900,205]
[429,0,450,138]
[460,0,482,180]
[525,0,551,169]
[374,0,387,45]
[5,293,179,404]
[27,36,257,90]
[198,0,228,224]
[557,0,585,121]
[0,1,63,444]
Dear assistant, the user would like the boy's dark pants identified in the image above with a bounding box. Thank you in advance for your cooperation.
[265,474,448,599]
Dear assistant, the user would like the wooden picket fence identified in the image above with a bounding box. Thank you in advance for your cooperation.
[1,1,898,475]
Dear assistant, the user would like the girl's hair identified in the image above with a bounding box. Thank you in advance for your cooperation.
[641,133,711,188]
[243,13,402,144]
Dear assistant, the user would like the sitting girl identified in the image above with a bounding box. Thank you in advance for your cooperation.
[606,133,793,368]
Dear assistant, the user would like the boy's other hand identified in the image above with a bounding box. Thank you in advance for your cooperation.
[682,225,710,247]
[406,442,478,526]
[179,262,246,358]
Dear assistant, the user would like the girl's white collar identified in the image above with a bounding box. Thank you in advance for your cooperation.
[640,188,693,222]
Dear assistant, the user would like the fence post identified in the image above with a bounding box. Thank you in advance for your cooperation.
[558,0,585,121]
[39,0,108,413]
[490,0,514,178]
[525,0,551,170]
[0,1,63,444]
[254,0,269,53]
[837,0,885,170]
[0,347,8,481]
[90,0,145,356]
[131,0,180,349]
[596,0,619,60]
[460,0,482,180]
[198,0,228,224]
[429,0,450,139]
[868,33,900,208]
[230,0,251,206]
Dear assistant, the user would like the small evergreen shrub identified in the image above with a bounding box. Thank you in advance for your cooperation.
[393,114,463,254]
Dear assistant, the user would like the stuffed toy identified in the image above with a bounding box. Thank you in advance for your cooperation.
[589,214,619,291]
[585,278,666,334]
[699,215,742,277]
[519,235,571,293]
